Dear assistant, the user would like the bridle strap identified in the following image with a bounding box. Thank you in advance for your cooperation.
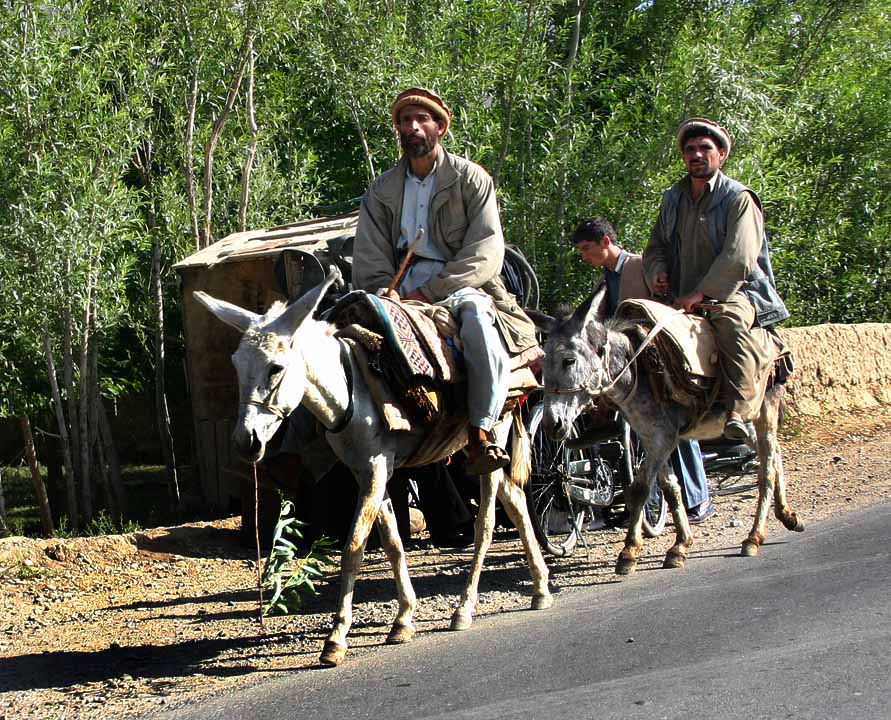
[323,339,354,434]
[241,338,355,432]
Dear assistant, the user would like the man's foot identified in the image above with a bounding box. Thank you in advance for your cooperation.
[465,441,510,475]
[723,412,749,441]
[687,500,716,525]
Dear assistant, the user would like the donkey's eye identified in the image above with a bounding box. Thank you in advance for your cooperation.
[562,357,576,369]
[268,363,285,381]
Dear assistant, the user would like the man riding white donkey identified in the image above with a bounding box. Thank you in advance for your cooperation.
[195,87,553,666]
[542,117,804,574]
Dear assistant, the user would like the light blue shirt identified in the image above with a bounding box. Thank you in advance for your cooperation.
[398,156,446,295]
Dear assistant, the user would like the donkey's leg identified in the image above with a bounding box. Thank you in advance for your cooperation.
[374,495,417,645]
[450,468,500,631]
[320,457,389,666]
[743,389,804,557]
[495,472,553,611]
[616,463,651,576]
[767,389,805,536]
[660,465,694,569]
[771,446,804,533]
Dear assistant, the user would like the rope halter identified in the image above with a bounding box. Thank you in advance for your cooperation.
[543,308,685,405]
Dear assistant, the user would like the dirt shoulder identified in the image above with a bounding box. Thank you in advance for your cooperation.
[2,405,891,720]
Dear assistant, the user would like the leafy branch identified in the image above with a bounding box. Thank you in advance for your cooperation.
[260,499,336,617]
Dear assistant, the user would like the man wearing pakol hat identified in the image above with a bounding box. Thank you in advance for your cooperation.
[353,87,538,474]
[643,118,788,441]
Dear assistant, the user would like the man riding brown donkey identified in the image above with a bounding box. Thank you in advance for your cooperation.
[643,117,788,442]
[352,87,539,474]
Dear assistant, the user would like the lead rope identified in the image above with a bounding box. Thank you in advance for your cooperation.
[253,461,265,631]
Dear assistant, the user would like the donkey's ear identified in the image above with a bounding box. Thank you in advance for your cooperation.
[270,267,341,335]
[579,282,609,328]
[193,291,258,334]
[524,308,555,336]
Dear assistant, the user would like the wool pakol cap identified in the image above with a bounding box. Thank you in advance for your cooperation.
[391,87,451,134]
[675,117,733,155]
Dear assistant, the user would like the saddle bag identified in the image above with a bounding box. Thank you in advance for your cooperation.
[615,299,719,413]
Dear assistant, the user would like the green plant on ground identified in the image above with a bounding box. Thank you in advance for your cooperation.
[1,557,52,580]
[51,511,142,539]
[261,499,336,617]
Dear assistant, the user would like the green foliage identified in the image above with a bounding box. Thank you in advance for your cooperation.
[1,557,53,580]
[1,0,889,450]
[261,499,336,616]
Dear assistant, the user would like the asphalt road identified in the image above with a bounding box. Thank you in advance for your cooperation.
[151,503,891,720]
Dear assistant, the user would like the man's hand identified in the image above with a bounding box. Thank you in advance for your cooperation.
[403,289,427,302]
[376,287,427,303]
[377,288,401,301]
[651,271,670,296]
[673,290,705,313]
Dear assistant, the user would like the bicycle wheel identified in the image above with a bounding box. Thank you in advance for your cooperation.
[524,399,588,557]
[620,420,668,537]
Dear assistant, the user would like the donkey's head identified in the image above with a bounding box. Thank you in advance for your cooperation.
[194,269,340,462]
[541,283,611,441]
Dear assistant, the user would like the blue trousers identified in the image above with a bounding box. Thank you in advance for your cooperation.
[669,439,709,509]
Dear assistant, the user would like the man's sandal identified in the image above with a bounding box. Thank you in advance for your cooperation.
[465,441,510,475]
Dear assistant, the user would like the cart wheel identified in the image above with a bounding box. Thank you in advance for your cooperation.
[524,398,587,556]
[620,420,667,537]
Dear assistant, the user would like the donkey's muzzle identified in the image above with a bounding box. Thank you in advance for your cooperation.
[232,427,264,462]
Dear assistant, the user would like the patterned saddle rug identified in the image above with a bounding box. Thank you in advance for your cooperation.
[329,291,539,436]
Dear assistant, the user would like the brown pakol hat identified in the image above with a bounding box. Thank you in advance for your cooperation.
[391,87,451,134]
[675,117,733,155]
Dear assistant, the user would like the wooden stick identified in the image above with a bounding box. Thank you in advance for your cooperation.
[387,228,425,295]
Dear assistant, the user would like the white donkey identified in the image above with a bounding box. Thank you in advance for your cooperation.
[540,285,804,575]
[195,269,552,666]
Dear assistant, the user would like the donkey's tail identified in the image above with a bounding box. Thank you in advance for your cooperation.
[509,406,531,487]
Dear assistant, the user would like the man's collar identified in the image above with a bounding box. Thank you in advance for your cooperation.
[683,170,722,191]
[406,146,441,180]
[612,249,628,274]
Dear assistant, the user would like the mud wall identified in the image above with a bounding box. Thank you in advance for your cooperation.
[777,323,891,417]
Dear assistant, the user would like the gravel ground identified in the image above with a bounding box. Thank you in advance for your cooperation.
[2,405,891,720]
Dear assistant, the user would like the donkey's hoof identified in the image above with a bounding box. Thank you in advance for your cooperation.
[386,622,415,645]
[792,517,806,533]
[450,608,473,632]
[531,593,553,611]
[319,640,347,666]
[663,552,686,569]
[740,540,760,557]
[615,557,638,576]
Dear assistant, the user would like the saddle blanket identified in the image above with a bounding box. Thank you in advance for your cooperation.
[330,290,539,435]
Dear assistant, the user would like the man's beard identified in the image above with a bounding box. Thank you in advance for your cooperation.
[400,129,438,159]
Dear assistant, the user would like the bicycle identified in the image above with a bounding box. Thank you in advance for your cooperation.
[522,391,668,557]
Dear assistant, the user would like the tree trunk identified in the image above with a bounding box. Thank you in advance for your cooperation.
[347,92,376,184]
[184,62,202,252]
[63,298,80,487]
[97,399,124,518]
[78,279,94,523]
[201,31,254,247]
[493,0,539,189]
[177,2,202,251]
[238,42,259,232]
[19,415,54,536]
[553,0,584,298]
[45,333,79,531]
[137,137,182,512]
[0,470,10,537]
